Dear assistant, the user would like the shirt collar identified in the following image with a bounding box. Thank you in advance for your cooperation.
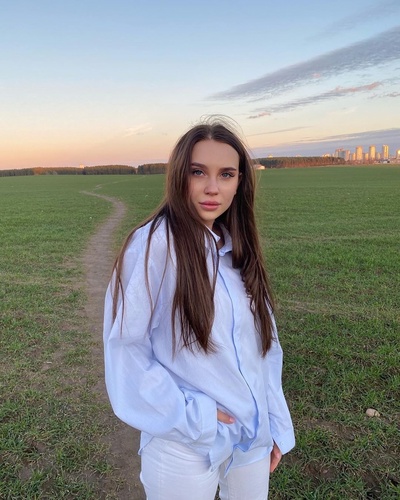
[206,225,233,256]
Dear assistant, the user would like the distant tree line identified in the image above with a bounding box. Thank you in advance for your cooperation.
[0,168,35,177]
[0,165,136,177]
[256,157,345,168]
[137,163,167,174]
[83,165,136,175]
[0,157,348,178]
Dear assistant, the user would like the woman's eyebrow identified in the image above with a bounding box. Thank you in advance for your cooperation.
[191,162,207,168]
[190,162,238,171]
[220,166,238,171]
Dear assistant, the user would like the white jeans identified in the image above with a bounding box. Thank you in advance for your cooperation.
[140,437,271,500]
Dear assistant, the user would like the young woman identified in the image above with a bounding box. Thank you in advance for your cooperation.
[103,118,295,499]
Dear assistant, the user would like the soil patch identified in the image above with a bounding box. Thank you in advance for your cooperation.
[81,191,145,499]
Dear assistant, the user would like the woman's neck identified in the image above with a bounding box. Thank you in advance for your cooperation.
[212,223,224,250]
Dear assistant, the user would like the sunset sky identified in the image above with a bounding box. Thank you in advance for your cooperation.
[2,0,400,169]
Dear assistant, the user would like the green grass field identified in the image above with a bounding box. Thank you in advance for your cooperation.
[1,166,399,499]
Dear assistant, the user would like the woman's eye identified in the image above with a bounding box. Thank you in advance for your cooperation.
[192,169,204,176]
[221,172,234,178]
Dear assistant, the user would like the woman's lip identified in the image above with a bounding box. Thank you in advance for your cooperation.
[199,202,220,210]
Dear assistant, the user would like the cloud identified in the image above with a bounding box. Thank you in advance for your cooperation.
[247,126,310,137]
[123,124,152,137]
[248,111,271,119]
[312,0,400,38]
[251,127,400,157]
[248,82,382,117]
[371,90,400,98]
[329,106,357,116]
[303,127,400,145]
[209,26,400,101]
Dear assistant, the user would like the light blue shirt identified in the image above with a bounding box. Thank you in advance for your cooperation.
[103,219,295,472]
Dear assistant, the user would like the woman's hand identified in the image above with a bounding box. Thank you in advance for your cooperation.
[270,442,282,473]
[217,412,282,472]
[217,409,235,424]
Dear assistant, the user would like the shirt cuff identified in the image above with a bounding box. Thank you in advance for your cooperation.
[272,427,295,455]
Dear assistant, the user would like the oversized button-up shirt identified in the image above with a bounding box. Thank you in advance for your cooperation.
[103,219,295,472]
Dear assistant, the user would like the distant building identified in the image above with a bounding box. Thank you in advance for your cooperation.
[342,150,350,161]
[355,146,363,161]
[334,148,343,157]
[364,153,369,162]
[254,164,265,170]
[369,145,376,161]
[335,148,350,161]
[396,149,400,160]
[382,144,389,160]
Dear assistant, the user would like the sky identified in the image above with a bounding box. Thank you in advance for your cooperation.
[1,0,400,169]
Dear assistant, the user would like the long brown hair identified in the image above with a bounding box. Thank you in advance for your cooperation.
[112,117,275,356]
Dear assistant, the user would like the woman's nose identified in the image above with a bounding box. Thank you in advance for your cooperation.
[204,177,219,194]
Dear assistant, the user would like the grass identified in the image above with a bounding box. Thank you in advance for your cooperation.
[1,166,399,499]
[256,166,400,499]
[0,176,116,498]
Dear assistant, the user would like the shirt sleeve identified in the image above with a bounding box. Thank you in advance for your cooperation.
[263,317,295,455]
[103,230,217,455]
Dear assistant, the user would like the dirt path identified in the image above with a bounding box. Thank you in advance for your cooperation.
[81,191,145,499]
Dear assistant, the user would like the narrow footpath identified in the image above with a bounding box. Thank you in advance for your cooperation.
[81,191,145,500]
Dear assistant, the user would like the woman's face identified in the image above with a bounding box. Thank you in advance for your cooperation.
[189,139,240,230]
